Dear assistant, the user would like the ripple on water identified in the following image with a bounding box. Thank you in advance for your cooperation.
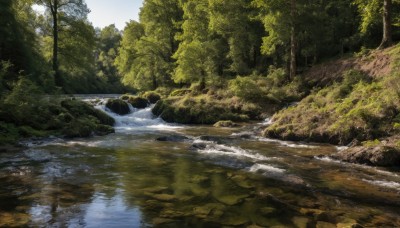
[362,179,400,190]
[192,139,272,162]
[249,163,285,174]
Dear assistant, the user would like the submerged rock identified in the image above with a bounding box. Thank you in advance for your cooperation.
[156,135,190,142]
[214,120,240,128]
[105,99,130,115]
[332,146,400,166]
[193,203,225,219]
[292,216,310,228]
[214,193,249,206]
[316,221,336,228]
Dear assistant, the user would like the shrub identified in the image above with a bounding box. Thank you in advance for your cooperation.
[229,76,265,101]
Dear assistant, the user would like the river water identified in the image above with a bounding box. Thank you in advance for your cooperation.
[0,98,400,227]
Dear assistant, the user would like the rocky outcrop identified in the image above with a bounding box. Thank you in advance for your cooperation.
[332,146,400,167]
[106,99,130,115]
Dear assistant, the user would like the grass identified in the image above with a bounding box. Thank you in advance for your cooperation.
[264,44,400,145]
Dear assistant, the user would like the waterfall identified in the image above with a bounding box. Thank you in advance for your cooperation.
[93,99,182,133]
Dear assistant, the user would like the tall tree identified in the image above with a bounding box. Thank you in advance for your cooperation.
[35,0,89,86]
[116,0,183,90]
[253,0,299,79]
[380,0,393,48]
[173,0,223,88]
[95,24,123,92]
[354,0,395,49]
[209,0,263,75]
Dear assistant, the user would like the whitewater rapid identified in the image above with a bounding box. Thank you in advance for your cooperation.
[93,100,183,133]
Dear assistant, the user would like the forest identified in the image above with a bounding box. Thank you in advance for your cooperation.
[0,0,399,148]
[2,1,400,227]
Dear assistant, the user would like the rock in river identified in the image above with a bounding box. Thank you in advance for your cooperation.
[106,99,130,115]
[332,146,400,166]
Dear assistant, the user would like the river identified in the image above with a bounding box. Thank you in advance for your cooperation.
[0,97,399,227]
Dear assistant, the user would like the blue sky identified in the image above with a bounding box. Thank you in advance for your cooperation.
[86,0,143,30]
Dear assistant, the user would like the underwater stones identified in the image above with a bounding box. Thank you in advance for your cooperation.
[142,186,169,194]
[190,142,208,150]
[333,146,400,166]
[0,212,30,227]
[292,216,310,228]
[316,221,336,228]
[156,135,190,142]
[147,193,177,202]
[259,207,277,215]
[159,209,192,218]
[214,120,240,128]
[220,215,249,226]
[231,175,255,189]
[193,203,225,219]
[105,99,130,115]
[144,200,173,211]
[152,217,174,226]
[214,193,249,206]
[190,175,209,184]
[336,218,362,228]
[299,208,325,217]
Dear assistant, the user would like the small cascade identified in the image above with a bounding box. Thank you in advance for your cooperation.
[94,99,182,132]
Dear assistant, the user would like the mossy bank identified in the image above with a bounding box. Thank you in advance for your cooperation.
[263,45,400,166]
[0,98,115,146]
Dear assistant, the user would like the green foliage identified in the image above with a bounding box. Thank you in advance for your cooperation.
[152,92,274,124]
[362,139,381,147]
[229,76,265,102]
[170,89,192,97]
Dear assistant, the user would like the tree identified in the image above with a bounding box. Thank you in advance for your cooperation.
[35,0,89,86]
[209,0,264,75]
[253,0,299,79]
[173,0,222,88]
[380,0,393,48]
[353,0,395,49]
[116,0,183,90]
[95,24,123,92]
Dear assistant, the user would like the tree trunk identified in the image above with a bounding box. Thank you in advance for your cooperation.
[289,0,297,80]
[51,0,61,86]
[378,0,392,49]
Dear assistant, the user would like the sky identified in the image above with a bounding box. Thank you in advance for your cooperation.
[86,0,143,30]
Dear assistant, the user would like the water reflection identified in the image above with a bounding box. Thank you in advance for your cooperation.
[0,128,399,227]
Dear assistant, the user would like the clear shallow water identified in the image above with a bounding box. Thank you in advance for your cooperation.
[1,99,400,227]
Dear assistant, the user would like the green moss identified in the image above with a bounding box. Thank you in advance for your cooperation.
[362,139,381,147]
[128,96,148,109]
[152,94,260,124]
[105,99,130,115]
[170,89,192,97]
[142,91,161,104]
[264,67,400,144]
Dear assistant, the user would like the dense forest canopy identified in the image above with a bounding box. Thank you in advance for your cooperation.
[0,0,398,96]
